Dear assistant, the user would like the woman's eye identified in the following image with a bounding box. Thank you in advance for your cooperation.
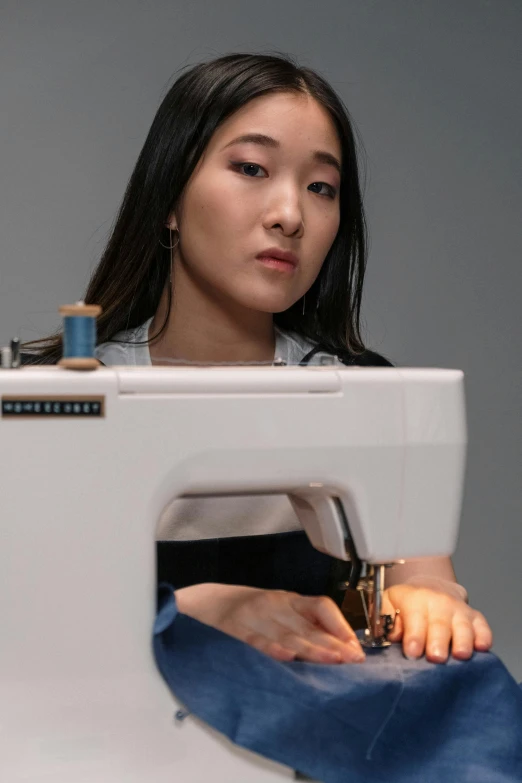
[308,181,337,198]
[232,163,336,197]
[233,162,266,178]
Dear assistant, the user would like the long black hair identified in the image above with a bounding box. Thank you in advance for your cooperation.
[28,52,370,364]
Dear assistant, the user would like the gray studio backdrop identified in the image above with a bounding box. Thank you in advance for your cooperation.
[1,1,521,677]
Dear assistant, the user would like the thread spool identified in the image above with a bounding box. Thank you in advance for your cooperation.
[1,346,12,369]
[58,302,102,370]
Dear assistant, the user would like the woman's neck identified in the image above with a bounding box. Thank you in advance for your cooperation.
[148,265,275,365]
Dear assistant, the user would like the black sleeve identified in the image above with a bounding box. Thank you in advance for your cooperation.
[351,349,394,367]
[299,344,394,368]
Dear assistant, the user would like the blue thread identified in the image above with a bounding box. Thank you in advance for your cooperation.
[62,316,97,359]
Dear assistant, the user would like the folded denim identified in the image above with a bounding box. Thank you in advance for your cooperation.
[154,584,522,783]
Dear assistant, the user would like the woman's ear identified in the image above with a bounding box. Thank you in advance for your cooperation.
[166,212,178,231]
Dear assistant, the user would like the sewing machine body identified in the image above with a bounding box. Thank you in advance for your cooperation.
[0,365,466,781]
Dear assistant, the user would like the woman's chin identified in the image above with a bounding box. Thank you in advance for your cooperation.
[237,290,298,315]
[251,299,296,315]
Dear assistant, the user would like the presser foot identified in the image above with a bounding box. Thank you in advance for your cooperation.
[361,613,398,649]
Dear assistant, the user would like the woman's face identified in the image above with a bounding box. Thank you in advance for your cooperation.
[171,91,342,314]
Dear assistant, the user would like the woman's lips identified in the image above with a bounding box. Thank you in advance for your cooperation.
[255,247,299,272]
[256,255,297,272]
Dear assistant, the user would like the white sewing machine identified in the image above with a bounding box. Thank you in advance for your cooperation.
[0,363,466,782]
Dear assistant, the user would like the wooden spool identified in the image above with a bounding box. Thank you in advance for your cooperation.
[58,302,102,371]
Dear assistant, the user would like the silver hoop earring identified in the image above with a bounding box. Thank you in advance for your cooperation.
[160,228,179,284]
[159,227,179,250]
[302,294,306,316]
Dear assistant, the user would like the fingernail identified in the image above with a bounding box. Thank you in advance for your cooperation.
[348,640,365,663]
[405,640,422,660]
[429,646,446,662]
[452,648,472,660]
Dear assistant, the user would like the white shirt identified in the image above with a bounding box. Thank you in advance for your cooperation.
[95,319,334,541]
[95,317,333,368]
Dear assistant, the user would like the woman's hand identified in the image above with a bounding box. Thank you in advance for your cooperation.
[175,583,366,664]
[384,579,493,663]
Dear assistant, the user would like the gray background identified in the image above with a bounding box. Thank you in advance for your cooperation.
[1,1,520,677]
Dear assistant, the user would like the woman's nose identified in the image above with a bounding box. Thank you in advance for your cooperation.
[263,185,304,237]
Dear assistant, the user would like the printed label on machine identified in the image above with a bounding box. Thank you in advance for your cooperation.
[1,396,105,417]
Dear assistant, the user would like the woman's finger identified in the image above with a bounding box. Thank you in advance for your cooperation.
[425,604,454,663]
[401,602,428,659]
[276,611,359,660]
[243,608,349,663]
[216,588,366,663]
[305,627,365,662]
[291,595,365,661]
[265,596,350,654]
[275,595,364,661]
[472,612,494,651]
[292,595,359,643]
[450,613,475,660]
[244,633,297,662]
[247,626,344,664]
[278,630,346,664]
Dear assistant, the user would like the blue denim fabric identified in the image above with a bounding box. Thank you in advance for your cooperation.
[154,585,522,783]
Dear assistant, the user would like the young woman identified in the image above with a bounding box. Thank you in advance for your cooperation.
[30,53,492,667]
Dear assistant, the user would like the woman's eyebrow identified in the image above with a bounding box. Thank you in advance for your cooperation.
[221,133,341,174]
